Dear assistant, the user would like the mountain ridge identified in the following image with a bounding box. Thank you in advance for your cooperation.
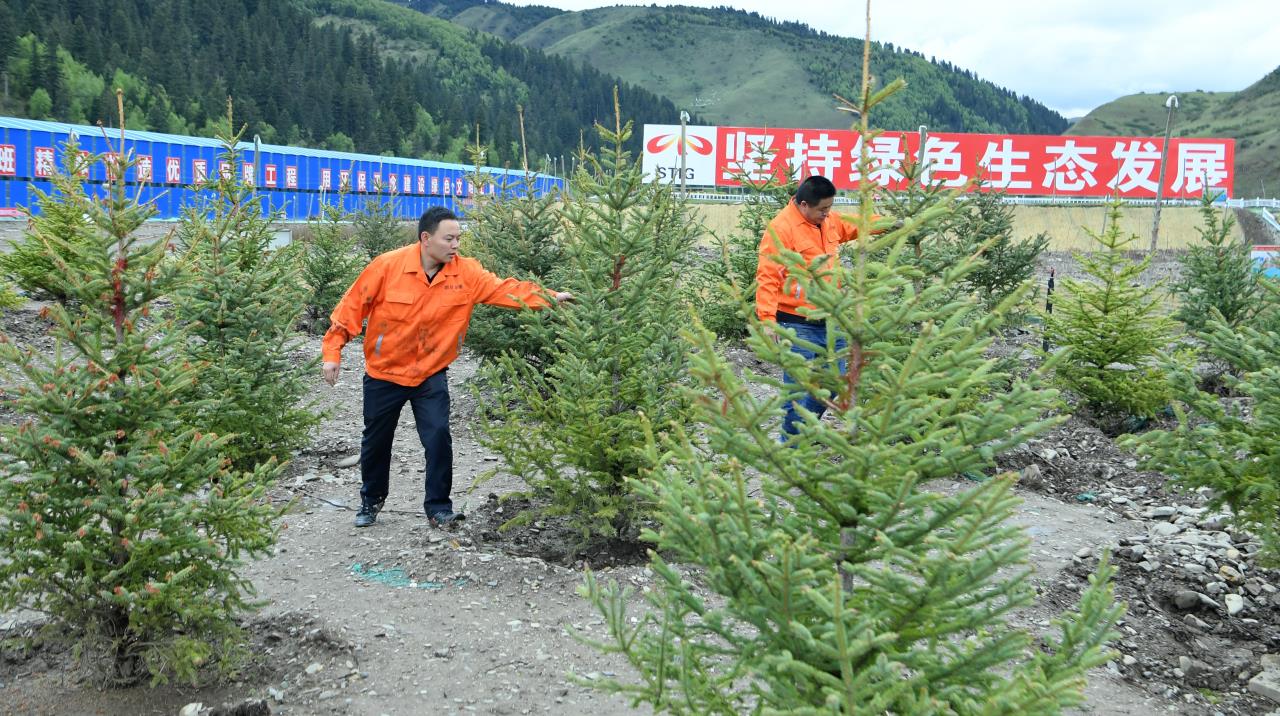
[408,0,1068,135]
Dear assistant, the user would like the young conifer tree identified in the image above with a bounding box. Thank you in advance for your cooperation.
[462,143,564,368]
[1042,200,1174,425]
[1127,279,1280,562]
[880,150,951,278]
[580,22,1120,712]
[171,125,323,472]
[1171,192,1260,336]
[476,91,699,543]
[301,198,363,335]
[943,190,1049,313]
[0,128,280,684]
[352,195,412,261]
[0,139,97,304]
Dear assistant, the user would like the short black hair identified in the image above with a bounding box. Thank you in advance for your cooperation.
[418,206,458,237]
[793,175,837,206]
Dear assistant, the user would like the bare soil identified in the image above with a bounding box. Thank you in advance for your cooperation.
[2,250,1278,714]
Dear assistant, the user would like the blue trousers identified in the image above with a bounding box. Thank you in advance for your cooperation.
[359,371,453,515]
[780,320,847,439]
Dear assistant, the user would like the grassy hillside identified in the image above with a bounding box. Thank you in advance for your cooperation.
[407,0,563,39]
[514,5,845,128]
[415,1,1066,134]
[1068,67,1280,198]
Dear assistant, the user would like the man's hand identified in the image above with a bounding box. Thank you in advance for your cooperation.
[322,361,340,386]
[553,291,574,304]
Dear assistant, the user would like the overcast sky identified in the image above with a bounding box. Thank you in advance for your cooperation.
[502,0,1279,118]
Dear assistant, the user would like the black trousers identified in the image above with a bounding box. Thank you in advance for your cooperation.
[359,371,453,516]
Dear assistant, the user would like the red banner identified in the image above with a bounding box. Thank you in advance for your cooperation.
[714,127,1234,199]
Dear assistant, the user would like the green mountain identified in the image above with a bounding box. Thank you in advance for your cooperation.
[1068,67,1280,198]
[409,0,1067,134]
[0,0,685,164]
[410,0,563,39]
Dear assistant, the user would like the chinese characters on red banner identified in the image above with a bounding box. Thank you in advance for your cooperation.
[713,127,1234,198]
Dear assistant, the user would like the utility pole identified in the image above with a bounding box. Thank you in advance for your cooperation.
[253,134,262,192]
[917,124,928,181]
[679,110,690,198]
[1149,94,1178,255]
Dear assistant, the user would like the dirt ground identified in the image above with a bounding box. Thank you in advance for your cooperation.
[2,252,1279,715]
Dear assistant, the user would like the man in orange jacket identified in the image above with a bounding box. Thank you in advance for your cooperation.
[755,175,889,439]
[322,206,571,528]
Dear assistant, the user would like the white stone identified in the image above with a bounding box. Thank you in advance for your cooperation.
[1151,522,1182,537]
[1225,594,1245,616]
[336,454,361,468]
[1250,670,1280,704]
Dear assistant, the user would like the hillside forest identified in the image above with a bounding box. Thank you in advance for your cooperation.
[0,0,687,164]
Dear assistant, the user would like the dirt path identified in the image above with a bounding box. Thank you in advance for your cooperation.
[231,340,1190,716]
[2,323,1274,715]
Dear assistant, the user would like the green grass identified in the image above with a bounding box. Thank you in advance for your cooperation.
[1068,67,1280,198]
[444,4,1062,133]
[509,7,846,128]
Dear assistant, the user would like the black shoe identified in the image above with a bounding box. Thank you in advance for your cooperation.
[354,500,383,527]
[427,510,465,528]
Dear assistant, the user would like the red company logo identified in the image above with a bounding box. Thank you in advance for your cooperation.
[646,134,713,156]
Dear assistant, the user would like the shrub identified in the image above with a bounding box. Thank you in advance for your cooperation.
[461,170,564,368]
[582,77,1119,712]
[1128,279,1280,563]
[300,200,363,335]
[1042,199,1174,424]
[0,149,280,685]
[476,94,699,544]
[0,141,96,303]
[171,133,323,471]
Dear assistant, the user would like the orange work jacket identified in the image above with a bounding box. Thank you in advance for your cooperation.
[755,201,870,322]
[322,243,552,386]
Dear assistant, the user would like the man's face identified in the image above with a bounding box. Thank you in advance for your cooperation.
[420,219,461,266]
[797,197,834,225]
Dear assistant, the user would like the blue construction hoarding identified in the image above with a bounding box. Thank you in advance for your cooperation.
[0,116,564,221]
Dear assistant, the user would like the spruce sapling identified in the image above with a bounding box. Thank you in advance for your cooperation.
[0,140,97,304]
[0,125,280,685]
[462,165,564,369]
[171,125,323,472]
[1127,278,1280,563]
[1171,192,1260,336]
[1042,199,1174,427]
[691,146,793,341]
[476,90,699,545]
[301,198,363,335]
[580,17,1121,711]
[352,195,412,261]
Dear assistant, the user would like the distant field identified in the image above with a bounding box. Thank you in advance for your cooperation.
[689,203,1243,252]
